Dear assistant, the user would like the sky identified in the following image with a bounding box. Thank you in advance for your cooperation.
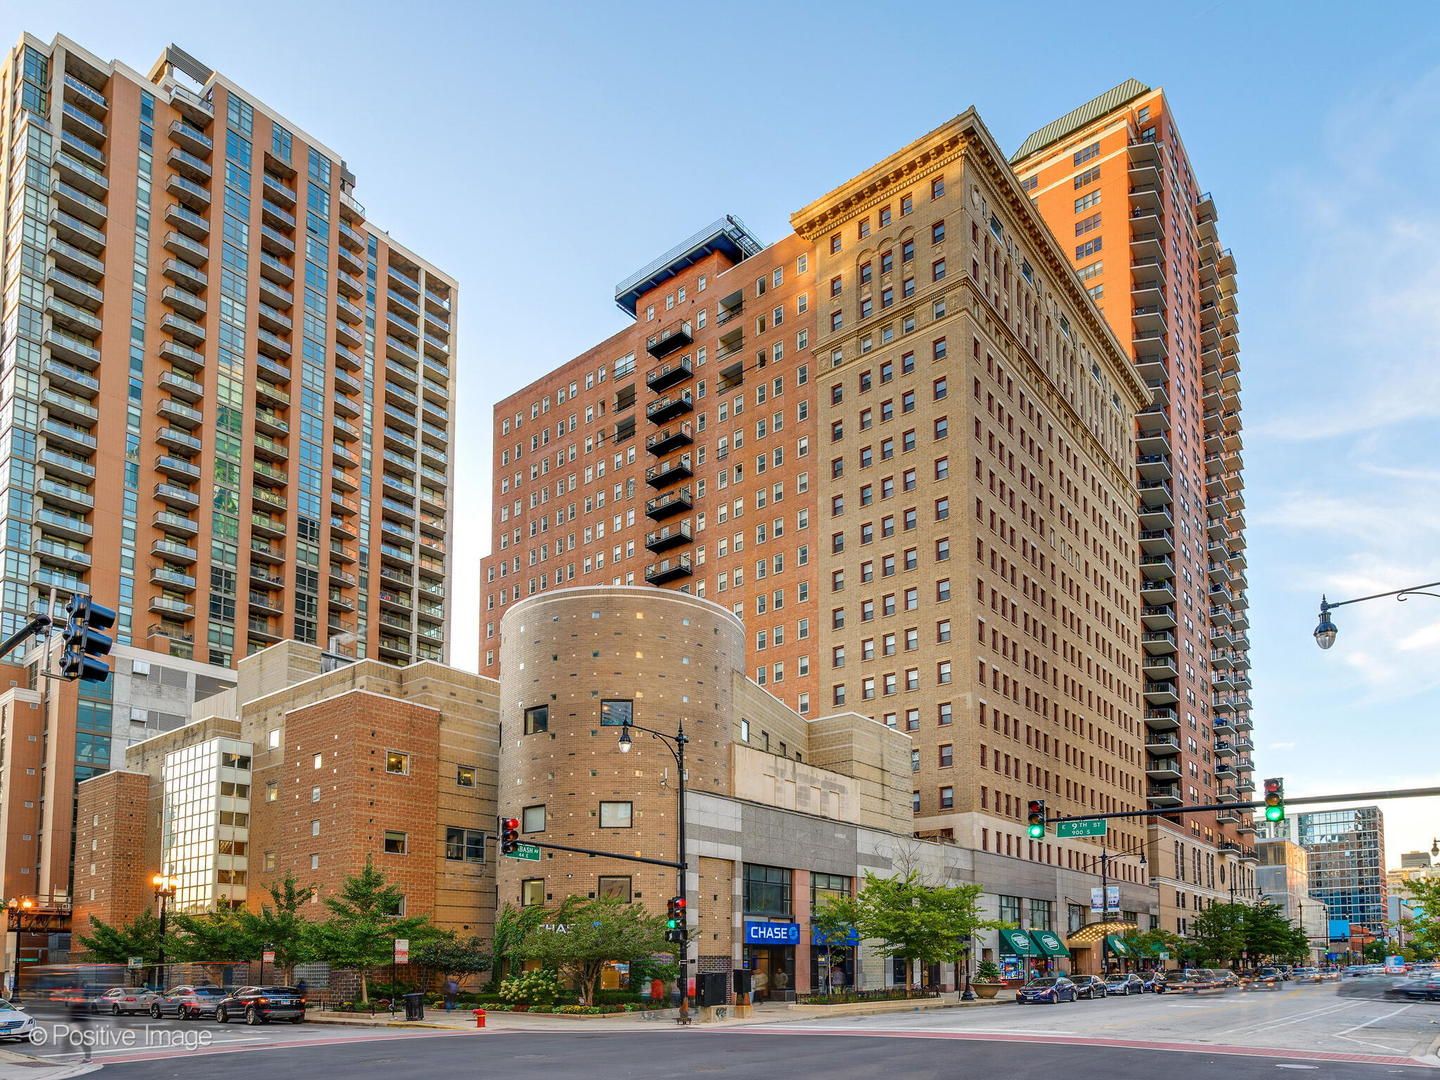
[16,0,1440,867]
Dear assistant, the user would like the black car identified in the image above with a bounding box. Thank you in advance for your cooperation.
[1070,975,1108,999]
[1104,973,1145,996]
[1395,977,1440,1002]
[214,985,306,1024]
[151,985,227,1020]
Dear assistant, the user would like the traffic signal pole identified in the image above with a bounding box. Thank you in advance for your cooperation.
[1047,784,1440,822]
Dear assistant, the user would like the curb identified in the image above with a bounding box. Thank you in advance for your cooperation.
[0,1049,101,1080]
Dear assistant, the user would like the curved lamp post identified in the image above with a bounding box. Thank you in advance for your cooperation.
[1314,581,1440,649]
[151,873,178,989]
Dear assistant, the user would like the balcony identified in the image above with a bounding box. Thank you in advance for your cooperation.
[153,539,198,564]
[263,173,297,206]
[154,510,199,536]
[1140,554,1174,581]
[260,224,296,257]
[161,312,206,348]
[645,486,693,520]
[1145,757,1182,781]
[53,180,107,228]
[645,555,693,585]
[1147,784,1182,806]
[1136,404,1169,434]
[1141,604,1176,631]
[158,339,205,374]
[1142,652,1178,680]
[645,453,692,488]
[166,173,211,213]
[646,391,693,425]
[261,199,296,230]
[1144,680,1178,704]
[34,538,91,571]
[169,119,213,156]
[1141,629,1176,655]
[38,506,93,542]
[157,398,203,429]
[646,320,693,360]
[154,483,200,510]
[44,328,102,370]
[257,327,292,360]
[645,522,693,553]
[1138,478,1171,507]
[167,146,212,183]
[645,354,694,393]
[54,150,109,198]
[259,252,294,285]
[1138,529,1173,556]
[149,596,195,620]
[43,388,99,425]
[155,454,201,481]
[249,590,284,615]
[250,538,284,564]
[258,277,293,311]
[150,566,197,591]
[251,513,286,539]
[60,102,106,145]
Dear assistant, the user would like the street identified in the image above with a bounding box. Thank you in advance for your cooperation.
[1,982,1434,1077]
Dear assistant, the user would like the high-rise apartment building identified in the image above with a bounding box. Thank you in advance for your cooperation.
[1,34,455,670]
[0,33,456,919]
[482,108,1165,931]
[1012,81,1255,933]
[1265,807,1388,935]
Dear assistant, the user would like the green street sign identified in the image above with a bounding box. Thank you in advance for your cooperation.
[1056,819,1108,838]
[505,842,541,862]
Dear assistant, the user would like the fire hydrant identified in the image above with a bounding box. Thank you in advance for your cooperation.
[473,1008,486,1028]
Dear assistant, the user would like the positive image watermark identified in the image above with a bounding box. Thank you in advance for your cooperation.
[30,1022,214,1053]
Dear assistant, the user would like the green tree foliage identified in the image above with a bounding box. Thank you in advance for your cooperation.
[411,934,492,988]
[810,900,856,993]
[516,897,669,1005]
[488,902,547,987]
[311,857,436,1002]
[818,870,1003,993]
[1400,877,1440,959]
[1188,902,1248,967]
[169,907,262,986]
[1188,901,1308,967]
[74,911,167,964]
[1118,927,1185,964]
[236,874,316,983]
[1241,901,1309,964]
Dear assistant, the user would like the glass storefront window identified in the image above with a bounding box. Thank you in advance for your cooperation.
[744,863,791,916]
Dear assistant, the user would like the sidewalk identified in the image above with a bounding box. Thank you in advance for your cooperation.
[0,1047,98,1080]
[307,995,1006,1032]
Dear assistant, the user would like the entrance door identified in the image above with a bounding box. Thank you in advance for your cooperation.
[745,947,795,1000]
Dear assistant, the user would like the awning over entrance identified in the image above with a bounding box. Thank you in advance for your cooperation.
[1028,929,1071,958]
[1104,934,1131,957]
[998,928,1040,957]
[1065,920,1139,949]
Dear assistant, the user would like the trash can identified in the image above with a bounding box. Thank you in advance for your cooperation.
[403,992,425,1021]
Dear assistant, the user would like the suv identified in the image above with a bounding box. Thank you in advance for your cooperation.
[151,985,227,1020]
[215,986,306,1025]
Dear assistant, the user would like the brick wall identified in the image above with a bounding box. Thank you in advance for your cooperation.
[72,771,153,931]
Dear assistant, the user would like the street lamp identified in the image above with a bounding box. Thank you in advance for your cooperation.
[616,716,691,1024]
[151,872,178,990]
[1313,581,1440,649]
[1080,843,1148,974]
[7,898,33,1001]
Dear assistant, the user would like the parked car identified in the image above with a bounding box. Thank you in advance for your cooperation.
[100,987,159,1015]
[1070,975,1108,1000]
[150,985,227,1020]
[214,985,306,1025]
[1177,972,1217,991]
[1104,973,1145,996]
[1246,967,1282,990]
[1291,966,1319,982]
[1136,970,1163,993]
[1207,969,1241,988]
[0,1000,36,1042]
[1152,969,1190,994]
[1016,977,1077,1004]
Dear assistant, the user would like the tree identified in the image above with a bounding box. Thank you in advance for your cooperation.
[516,896,669,1005]
[74,911,166,965]
[1118,927,1184,965]
[411,934,492,990]
[1188,903,1247,968]
[1400,877,1440,959]
[312,857,436,1003]
[488,902,547,988]
[168,907,262,986]
[819,870,1003,995]
[810,901,855,994]
[237,874,316,983]
[1241,901,1308,964]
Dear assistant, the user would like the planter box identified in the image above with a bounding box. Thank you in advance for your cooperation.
[786,996,954,1018]
[971,982,1005,999]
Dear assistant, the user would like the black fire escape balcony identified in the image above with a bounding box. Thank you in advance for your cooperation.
[646,422,693,456]
[645,486,693,520]
[644,554,693,585]
[646,391,693,425]
[645,320,692,359]
[645,453,692,488]
[645,522,693,553]
[646,354,693,393]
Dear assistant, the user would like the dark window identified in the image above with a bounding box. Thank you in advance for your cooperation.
[598,876,632,902]
[524,705,548,734]
[600,700,632,727]
[744,863,792,916]
[445,826,485,862]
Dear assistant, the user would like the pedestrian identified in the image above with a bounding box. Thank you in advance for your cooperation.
[444,976,459,1011]
[831,968,846,991]
[296,977,308,999]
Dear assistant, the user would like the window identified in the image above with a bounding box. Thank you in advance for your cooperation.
[939,744,953,768]
[939,786,954,809]
[521,878,545,906]
[1074,165,1100,188]
[312,753,323,769]
[931,221,945,244]
[599,801,633,828]
[600,700,632,727]
[310,853,320,870]
[383,830,408,854]
[265,781,278,802]
[524,705,549,734]
[999,894,1021,924]
[522,804,546,833]
[1073,141,1099,166]
[598,876,632,902]
[267,729,280,749]
[743,863,792,915]
[445,827,485,862]
[456,765,476,787]
[931,176,945,199]
[385,751,410,775]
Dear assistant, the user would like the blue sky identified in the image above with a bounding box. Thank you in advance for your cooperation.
[27,0,1440,864]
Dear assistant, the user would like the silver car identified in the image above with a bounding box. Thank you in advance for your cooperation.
[101,987,159,1015]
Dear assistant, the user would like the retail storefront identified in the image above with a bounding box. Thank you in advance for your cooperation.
[811,926,858,991]
[743,920,798,999]
[998,927,1041,981]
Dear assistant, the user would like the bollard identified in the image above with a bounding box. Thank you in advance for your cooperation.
[473,1008,486,1028]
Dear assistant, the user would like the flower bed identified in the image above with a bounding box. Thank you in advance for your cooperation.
[794,987,942,1006]
[476,1001,668,1015]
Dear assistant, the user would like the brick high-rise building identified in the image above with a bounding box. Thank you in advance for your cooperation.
[482,108,1166,936]
[0,32,456,926]
[1013,81,1255,933]
[2,34,455,668]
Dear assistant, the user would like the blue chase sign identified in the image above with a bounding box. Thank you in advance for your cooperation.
[744,921,800,945]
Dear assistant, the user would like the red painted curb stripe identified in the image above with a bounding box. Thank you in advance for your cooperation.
[700,1026,1428,1067]
[59,1027,497,1065]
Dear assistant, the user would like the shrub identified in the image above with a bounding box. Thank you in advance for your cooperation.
[975,961,1002,982]
[495,969,565,1008]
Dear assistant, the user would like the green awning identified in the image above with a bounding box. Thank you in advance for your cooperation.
[1029,929,1071,958]
[998,928,1040,957]
[1105,934,1131,957]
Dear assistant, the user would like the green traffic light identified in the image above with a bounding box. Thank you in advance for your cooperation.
[1265,805,1284,821]
[1027,824,1044,838]
[666,918,679,929]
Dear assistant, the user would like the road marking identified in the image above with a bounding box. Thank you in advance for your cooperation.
[1217,999,1360,1036]
[1331,1003,1416,1055]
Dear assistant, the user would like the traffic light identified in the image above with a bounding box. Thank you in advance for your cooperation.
[1027,799,1047,839]
[59,595,115,683]
[665,895,687,944]
[1263,778,1285,822]
[499,817,520,855]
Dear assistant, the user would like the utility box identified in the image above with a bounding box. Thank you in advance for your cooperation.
[732,968,753,998]
[697,971,728,1007]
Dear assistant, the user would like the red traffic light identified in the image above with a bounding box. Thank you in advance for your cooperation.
[502,818,519,831]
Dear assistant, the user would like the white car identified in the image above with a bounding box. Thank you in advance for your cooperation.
[0,1000,36,1042]
[101,987,159,1015]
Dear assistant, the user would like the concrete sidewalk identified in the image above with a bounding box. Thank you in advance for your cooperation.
[0,1047,98,1080]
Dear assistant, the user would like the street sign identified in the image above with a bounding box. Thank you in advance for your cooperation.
[394,938,409,964]
[505,842,541,861]
[127,956,144,969]
[1056,819,1108,838]
[262,950,276,964]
